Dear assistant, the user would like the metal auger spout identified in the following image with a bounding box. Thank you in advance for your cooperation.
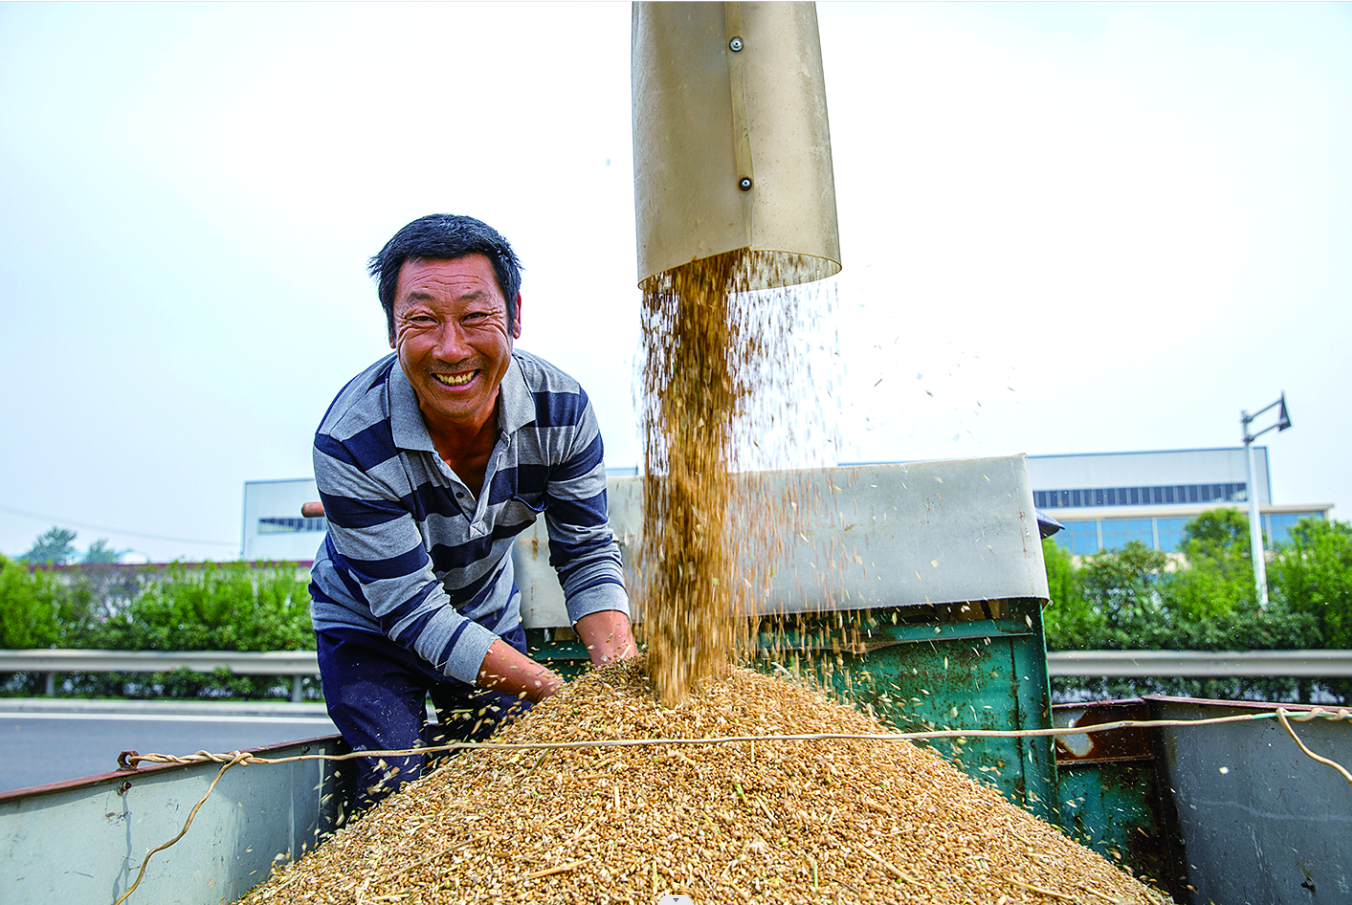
[631,1,842,292]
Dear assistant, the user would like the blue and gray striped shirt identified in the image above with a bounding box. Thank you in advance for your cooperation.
[308,350,629,684]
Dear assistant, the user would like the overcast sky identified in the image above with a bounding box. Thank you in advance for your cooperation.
[2,2,1349,562]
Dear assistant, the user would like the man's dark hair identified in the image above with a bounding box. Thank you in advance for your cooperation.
[369,214,524,342]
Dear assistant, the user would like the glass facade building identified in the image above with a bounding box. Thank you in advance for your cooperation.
[1034,483,1249,509]
[1028,448,1331,557]
[1051,511,1324,556]
[257,516,326,535]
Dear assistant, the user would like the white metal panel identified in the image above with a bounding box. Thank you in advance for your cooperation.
[1152,700,1351,905]
[514,456,1049,628]
[0,738,346,905]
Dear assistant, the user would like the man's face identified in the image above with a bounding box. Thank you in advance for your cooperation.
[391,254,521,437]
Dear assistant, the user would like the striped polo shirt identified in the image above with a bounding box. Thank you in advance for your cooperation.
[308,349,629,685]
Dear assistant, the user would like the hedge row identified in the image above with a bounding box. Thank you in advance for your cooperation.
[1042,512,1352,704]
[0,558,315,699]
[4,509,1349,704]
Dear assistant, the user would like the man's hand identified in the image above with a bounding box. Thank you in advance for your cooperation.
[476,611,635,705]
[476,639,565,703]
[575,610,638,666]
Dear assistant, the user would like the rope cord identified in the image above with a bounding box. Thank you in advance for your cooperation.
[1275,708,1352,785]
[124,706,1351,770]
[112,752,249,905]
[112,707,1350,904]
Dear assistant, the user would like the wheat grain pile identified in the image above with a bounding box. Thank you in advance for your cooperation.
[240,659,1172,905]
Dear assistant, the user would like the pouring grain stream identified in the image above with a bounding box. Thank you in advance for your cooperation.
[638,249,838,705]
[640,250,749,705]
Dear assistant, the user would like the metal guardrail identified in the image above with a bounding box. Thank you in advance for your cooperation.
[0,649,318,701]
[0,649,319,673]
[1046,649,1352,678]
[2,650,1351,700]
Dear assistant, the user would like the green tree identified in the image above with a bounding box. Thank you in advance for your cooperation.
[1079,540,1169,647]
[1273,518,1352,649]
[76,561,315,699]
[82,539,120,564]
[0,554,66,695]
[1182,508,1253,558]
[1042,511,1337,703]
[1170,508,1257,619]
[0,554,60,649]
[21,527,78,565]
[1040,538,1100,651]
[1272,517,1352,701]
[93,561,313,652]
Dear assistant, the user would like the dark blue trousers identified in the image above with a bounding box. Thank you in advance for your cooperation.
[316,625,533,811]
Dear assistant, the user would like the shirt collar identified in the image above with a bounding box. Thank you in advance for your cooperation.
[497,352,535,436]
[387,351,534,452]
[388,358,435,452]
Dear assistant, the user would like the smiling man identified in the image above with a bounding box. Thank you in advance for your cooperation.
[308,214,635,809]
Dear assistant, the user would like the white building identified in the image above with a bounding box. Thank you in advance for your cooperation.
[241,478,323,562]
[1027,447,1331,556]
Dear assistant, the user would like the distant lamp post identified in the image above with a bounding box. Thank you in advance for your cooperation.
[1241,393,1292,607]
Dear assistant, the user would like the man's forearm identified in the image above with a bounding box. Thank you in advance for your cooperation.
[476,639,564,703]
[475,611,635,706]
[575,610,638,666]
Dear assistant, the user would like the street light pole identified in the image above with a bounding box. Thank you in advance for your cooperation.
[1240,393,1291,608]
[1242,434,1268,606]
